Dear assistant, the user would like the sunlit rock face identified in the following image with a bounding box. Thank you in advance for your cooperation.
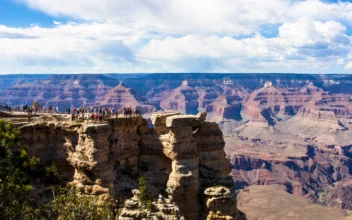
[13,112,245,220]
[2,73,352,215]
[0,74,119,108]
[159,81,200,115]
[97,83,156,113]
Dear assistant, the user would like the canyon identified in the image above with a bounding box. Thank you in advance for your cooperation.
[1,73,352,218]
[3,111,245,219]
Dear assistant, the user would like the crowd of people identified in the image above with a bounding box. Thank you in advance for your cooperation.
[84,107,141,122]
[3,104,59,114]
[1,103,142,123]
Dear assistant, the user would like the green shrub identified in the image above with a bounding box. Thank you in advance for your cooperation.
[27,185,117,220]
[24,186,118,219]
[45,162,62,184]
[138,177,149,202]
[0,119,120,219]
[170,209,177,216]
[146,200,154,212]
[319,190,331,207]
[0,119,40,219]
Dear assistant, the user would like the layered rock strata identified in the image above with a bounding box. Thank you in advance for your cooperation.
[13,112,245,220]
[159,82,200,115]
[97,83,155,114]
[204,186,244,220]
[118,189,183,220]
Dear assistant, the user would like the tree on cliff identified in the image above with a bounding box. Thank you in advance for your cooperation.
[0,118,118,219]
[0,118,40,219]
[138,177,149,202]
[32,185,117,220]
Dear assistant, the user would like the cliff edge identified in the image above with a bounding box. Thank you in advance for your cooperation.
[12,112,245,220]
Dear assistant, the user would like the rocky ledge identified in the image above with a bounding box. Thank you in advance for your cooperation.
[8,112,245,220]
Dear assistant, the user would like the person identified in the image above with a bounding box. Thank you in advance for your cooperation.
[133,107,136,116]
[136,108,141,116]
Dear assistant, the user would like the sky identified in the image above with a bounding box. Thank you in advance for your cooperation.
[0,0,352,74]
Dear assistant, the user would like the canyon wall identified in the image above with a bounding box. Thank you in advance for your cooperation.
[2,73,352,216]
[14,113,245,220]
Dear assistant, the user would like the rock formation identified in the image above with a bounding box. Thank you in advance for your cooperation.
[224,103,352,208]
[159,81,200,115]
[0,74,119,109]
[2,73,352,216]
[139,112,245,219]
[7,112,245,220]
[204,186,244,219]
[118,189,183,220]
[326,177,352,210]
[97,83,155,114]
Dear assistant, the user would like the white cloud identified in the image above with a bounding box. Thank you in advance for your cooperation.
[17,0,352,35]
[279,18,348,47]
[337,58,344,65]
[345,62,352,70]
[0,22,148,73]
[138,18,351,72]
[18,0,289,35]
[139,35,281,62]
[1,0,352,73]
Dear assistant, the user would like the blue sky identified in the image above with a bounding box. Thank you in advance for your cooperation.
[0,0,54,27]
[0,0,352,73]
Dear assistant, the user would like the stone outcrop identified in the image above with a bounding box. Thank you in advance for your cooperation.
[139,112,244,219]
[327,177,352,210]
[11,112,245,220]
[0,110,12,118]
[118,189,183,220]
[3,73,352,217]
[204,186,244,220]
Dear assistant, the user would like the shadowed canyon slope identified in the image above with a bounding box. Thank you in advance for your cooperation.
[1,73,352,217]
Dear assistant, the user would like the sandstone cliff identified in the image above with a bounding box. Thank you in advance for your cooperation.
[2,73,352,217]
[11,112,245,220]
